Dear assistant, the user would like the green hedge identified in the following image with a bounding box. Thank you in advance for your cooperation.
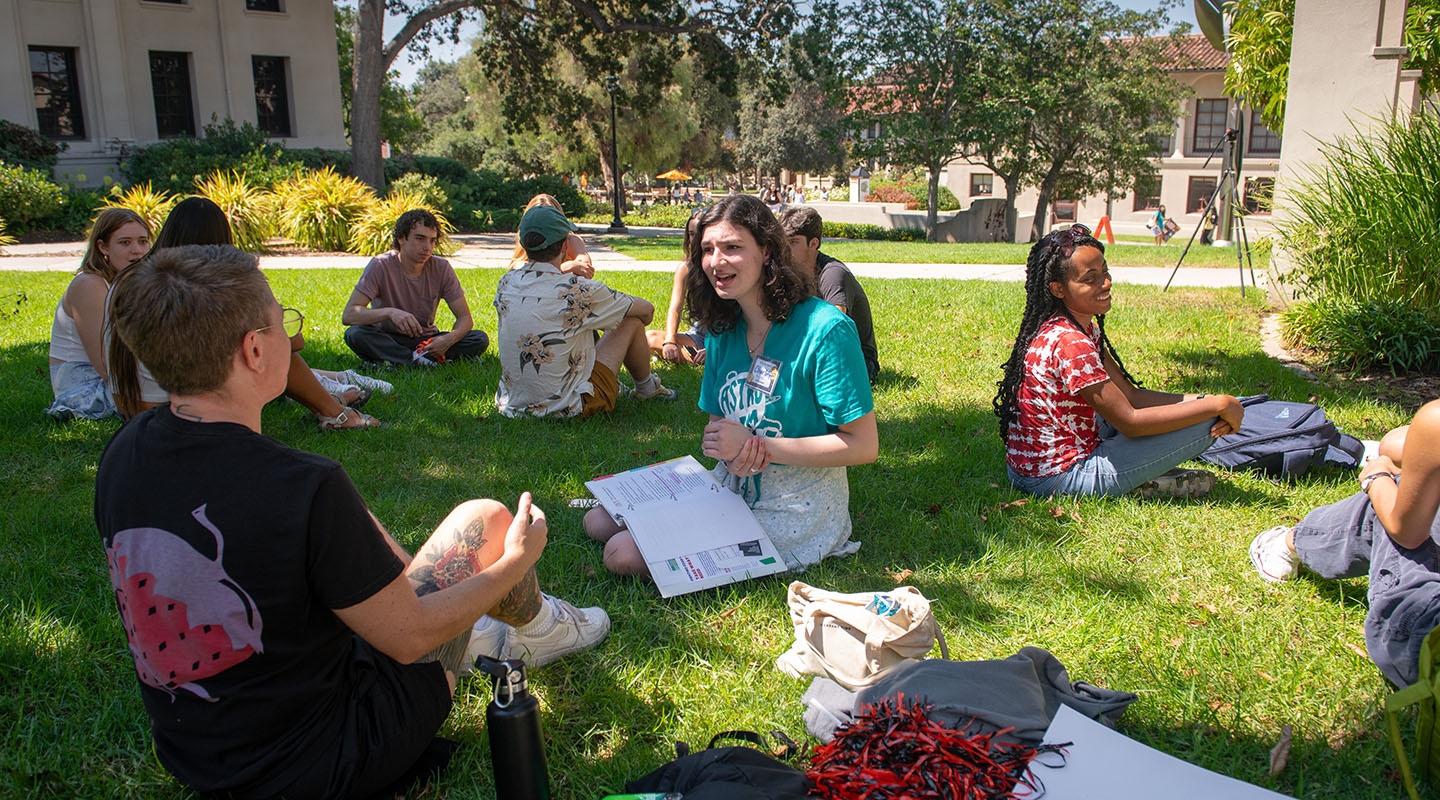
[822,221,925,241]
[122,118,295,195]
[0,121,61,173]
[0,164,66,234]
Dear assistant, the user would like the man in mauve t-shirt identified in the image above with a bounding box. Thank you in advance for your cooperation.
[342,209,489,366]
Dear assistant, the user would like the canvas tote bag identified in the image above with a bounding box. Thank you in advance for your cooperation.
[775,581,949,690]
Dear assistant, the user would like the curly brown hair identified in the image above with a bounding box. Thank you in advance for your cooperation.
[683,194,814,335]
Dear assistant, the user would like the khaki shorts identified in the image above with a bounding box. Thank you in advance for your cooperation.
[579,362,619,419]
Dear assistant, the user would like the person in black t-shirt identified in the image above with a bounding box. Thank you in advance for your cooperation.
[779,206,881,383]
[98,245,608,799]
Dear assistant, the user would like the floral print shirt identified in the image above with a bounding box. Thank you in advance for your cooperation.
[493,262,633,417]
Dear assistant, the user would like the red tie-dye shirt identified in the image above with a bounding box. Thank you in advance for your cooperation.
[1005,316,1111,478]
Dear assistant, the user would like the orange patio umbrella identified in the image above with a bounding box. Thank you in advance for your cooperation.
[655,169,691,181]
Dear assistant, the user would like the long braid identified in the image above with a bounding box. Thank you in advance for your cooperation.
[993,229,1119,439]
[1094,313,1143,388]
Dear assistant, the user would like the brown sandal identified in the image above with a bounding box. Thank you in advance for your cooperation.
[316,407,385,431]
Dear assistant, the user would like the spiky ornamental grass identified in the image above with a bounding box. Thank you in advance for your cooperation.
[0,266,1418,798]
[1277,112,1440,373]
[103,182,180,235]
[272,167,376,253]
[193,169,277,253]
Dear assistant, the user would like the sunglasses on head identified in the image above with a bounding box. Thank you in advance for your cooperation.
[1051,223,1093,258]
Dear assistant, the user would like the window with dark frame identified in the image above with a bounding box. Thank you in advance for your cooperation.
[245,0,282,11]
[1244,177,1275,214]
[969,173,993,196]
[29,46,86,140]
[149,51,196,138]
[1186,176,1218,214]
[1191,98,1228,154]
[1248,111,1282,154]
[1132,173,1161,211]
[252,56,292,137]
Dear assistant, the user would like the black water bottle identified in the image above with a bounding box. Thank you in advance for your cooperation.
[478,655,550,800]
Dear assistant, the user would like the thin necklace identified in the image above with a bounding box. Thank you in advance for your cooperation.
[747,318,772,357]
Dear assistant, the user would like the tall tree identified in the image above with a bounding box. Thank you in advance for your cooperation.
[845,0,1185,241]
[1011,7,1185,239]
[734,81,846,184]
[335,6,423,154]
[845,0,987,240]
[347,0,792,189]
[1225,0,1440,133]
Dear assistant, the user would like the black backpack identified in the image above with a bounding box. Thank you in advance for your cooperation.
[624,733,811,800]
[1198,394,1364,478]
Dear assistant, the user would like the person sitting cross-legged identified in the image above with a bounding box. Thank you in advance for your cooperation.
[343,209,489,367]
[99,244,608,799]
[494,203,675,418]
[992,223,1243,499]
[1250,400,1440,688]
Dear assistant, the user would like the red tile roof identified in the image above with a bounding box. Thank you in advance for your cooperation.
[1151,33,1229,72]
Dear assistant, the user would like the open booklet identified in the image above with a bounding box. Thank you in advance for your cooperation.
[585,455,788,597]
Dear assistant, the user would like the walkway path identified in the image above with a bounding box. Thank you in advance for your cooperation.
[0,231,1259,290]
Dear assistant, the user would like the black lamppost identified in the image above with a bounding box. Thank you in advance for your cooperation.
[605,75,627,234]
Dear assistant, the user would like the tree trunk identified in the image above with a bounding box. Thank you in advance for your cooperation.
[1031,160,1066,242]
[925,164,941,243]
[1000,176,1020,244]
[352,0,386,190]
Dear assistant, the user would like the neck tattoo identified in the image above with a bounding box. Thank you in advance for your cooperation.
[171,403,203,422]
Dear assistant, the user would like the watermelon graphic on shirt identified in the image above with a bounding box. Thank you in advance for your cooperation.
[106,504,264,700]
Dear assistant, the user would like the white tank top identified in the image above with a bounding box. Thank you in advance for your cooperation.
[49,290,97,365]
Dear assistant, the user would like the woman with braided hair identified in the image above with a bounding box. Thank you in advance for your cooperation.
[993,223,1243,498]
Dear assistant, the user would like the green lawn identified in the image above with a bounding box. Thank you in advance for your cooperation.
[602,235,1271,271]
[0,268,1415,798]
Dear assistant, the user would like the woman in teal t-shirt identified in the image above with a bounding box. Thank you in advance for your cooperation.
[586,195,877,575]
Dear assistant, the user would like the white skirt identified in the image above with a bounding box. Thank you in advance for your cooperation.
[713,461,860,571]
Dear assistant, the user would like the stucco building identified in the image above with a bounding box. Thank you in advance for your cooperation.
[2,0,346,186]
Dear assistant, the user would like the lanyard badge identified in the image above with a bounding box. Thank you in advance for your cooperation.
[746,355,782,396]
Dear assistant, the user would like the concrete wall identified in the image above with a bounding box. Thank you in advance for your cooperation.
[1269,0,1410,301]
[3,0,346,186]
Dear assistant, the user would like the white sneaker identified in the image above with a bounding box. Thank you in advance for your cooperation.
[314,372,369,408]
[338,369,394,395]
[459,615,510,676]
[1250,525,1299,583]
[502,595,610,668]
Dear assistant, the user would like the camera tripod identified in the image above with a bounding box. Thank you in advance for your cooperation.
[1163,127,1258,296]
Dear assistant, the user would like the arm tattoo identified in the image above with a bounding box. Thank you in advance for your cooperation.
[408,517,488,597]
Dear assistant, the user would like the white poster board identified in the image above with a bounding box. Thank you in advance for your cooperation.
[585,456,787,597]
[1021,706,1292,799]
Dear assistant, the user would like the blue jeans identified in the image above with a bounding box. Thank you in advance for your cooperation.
[1007,418,1217,497]
[1294,490,1440,687]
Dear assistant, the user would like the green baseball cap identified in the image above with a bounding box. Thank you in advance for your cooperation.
[518,204,577,252]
